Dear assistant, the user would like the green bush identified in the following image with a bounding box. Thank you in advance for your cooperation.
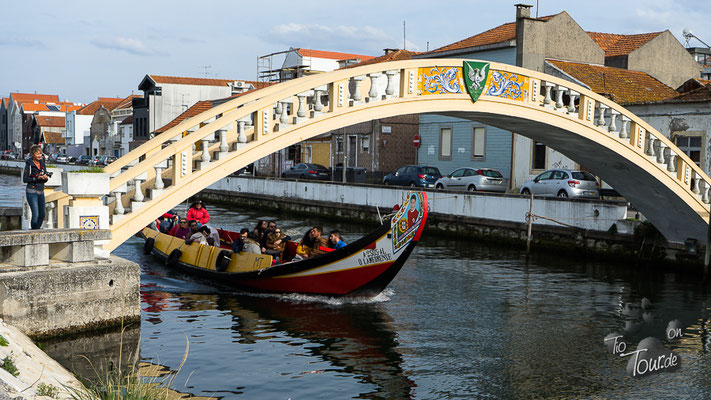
[0,335,8,347]
[1,356,19,377]
[37,382,59,398]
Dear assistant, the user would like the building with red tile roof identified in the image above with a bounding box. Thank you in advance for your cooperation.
[587,32,664,57]
[345,49,419,68]
[546,59,679,105]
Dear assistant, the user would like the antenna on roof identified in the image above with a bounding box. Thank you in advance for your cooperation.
[536,0,539,18]
[682,28,711,48]
[200,65,212,78]
[403,21,406,50]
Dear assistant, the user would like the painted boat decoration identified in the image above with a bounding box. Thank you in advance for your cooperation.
[141,191,428,297]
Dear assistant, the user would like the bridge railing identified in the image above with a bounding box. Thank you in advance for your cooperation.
[87,59,711,250]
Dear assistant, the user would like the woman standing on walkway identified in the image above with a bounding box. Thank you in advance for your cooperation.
[23,145,49,230]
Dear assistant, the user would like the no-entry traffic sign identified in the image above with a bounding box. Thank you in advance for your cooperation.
[413,134,421,148]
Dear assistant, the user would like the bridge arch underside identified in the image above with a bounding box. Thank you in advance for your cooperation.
[112,97,706,249]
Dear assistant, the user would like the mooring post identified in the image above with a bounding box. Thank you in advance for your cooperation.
[526,192,533,254]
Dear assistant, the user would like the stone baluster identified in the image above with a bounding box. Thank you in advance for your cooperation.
[554,85,565,109]
[237,120,247,143]
[275,102,283,116]
[279,101,290,124]
[567,90,579,113]
[368,73,381,101]
[154,166,165,189]
[665,149,676,172]
[113,191,125,214]
[693,174,702,196]
[645,134,655,156]
[608,109,619,134]
[385,70,397,97]
[45,202,55,229]
[596,103,608,128]
[132,178,145,202]
[313,88,324,112]
[619,116,630,139]
[543,82,554,106]
[296,94,307,118]
[655,140,665,164]
[201,139,210,163]
[351,76,364,102]
[218,129,229,153]
[701,180,710,204]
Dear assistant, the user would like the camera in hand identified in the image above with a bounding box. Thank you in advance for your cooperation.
[46,171,53,178]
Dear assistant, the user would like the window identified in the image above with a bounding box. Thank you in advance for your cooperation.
[361,136,370,153]
[532,141,546,170]
[451,168,466,177]
[674,133,704,167]
[472,127,485,159]
[439,127,452,160]
[336,136,344,153]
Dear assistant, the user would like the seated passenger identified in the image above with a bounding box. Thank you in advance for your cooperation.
[242,231,262,254]
[294,230,315,259]
[185,224,211,246]
[169,218,191,239]
[206,224,220,245]
[328,230,347,250]
[187,200,210,226]
[227,228,249,253]
[309,226,329,257]
[265,228,287,259]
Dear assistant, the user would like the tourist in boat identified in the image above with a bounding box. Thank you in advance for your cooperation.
[295,230,315,259]
[310,226,329,257]
[187,200,210,226]
[253,220,267,242]
[227,228,250,253]
[328,230,347,250]
[242,231,261,254]
[169,218,191,239]
[260,221,277,251]
[185,221,209,245]
[23,145,49,230]
[265,227,287,259]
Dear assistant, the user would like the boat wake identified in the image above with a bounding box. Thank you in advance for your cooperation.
[230,288,395,306]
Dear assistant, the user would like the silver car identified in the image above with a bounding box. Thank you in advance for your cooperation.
[520,169,600,198]
[434,167,507,192]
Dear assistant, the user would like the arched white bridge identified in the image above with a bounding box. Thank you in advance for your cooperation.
[94,59,710,251]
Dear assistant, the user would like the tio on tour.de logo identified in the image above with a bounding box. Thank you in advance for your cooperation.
[605,318,683,378]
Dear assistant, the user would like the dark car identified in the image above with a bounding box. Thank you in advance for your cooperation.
[383,165,442,188]
[281,163,331,180]
[77,155,93,165]
[93,155,117,166]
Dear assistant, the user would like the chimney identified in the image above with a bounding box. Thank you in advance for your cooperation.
[515,3,532,19]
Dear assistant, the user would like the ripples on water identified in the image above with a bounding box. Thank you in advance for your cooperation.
[4,185,709,399]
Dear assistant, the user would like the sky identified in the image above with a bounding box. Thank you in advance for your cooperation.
[1,0,708,104]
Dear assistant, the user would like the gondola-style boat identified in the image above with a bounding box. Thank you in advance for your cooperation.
[141,191,428,297]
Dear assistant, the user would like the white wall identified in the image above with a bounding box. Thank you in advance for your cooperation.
[152,84,231,131]
[208,177,629,233]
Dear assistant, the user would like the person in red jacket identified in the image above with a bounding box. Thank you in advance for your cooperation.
[187,200,210,225]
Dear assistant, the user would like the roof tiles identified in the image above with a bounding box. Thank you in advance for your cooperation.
[547,59,678,104]
[155,100,213,133]
[35,115,65,128]
[586,31,663,57]
[345,49,419,68]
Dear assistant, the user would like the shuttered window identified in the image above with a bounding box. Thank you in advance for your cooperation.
[439,127,452,160]
[472,127,485,159]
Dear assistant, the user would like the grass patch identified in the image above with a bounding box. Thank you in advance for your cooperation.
[1,356,19,377]
[37,382,59,398]
[74,167,105,173]
[0,335,8,346]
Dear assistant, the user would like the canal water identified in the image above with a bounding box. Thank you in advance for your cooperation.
[3,174,711,398]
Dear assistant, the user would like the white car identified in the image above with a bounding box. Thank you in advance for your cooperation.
[520,169,600,198]
[435,167,507,192]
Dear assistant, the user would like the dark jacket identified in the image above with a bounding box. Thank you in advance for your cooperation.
[22,158,47,192]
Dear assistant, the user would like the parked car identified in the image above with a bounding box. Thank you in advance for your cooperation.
[56,154,69,163]
[281,163,331,180]
[93,155,117,166]
[77,155,93,165]
[435,167,507,192]
[383,165,442,188]
[520,169,600,199]
[1,150,17,160]
[48,153,59,163]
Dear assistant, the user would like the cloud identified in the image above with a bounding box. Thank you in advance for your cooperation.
[267,23,406,54]
[91,37,161,56]
[0,37,46,48]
